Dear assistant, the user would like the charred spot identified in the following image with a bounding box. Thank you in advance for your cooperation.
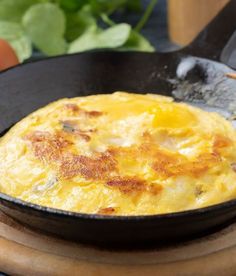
[97,207,117,215]
[147,183,163,195]
[87,110,103,117]
[76,132,91,141]
[64,103,103,117]
[64,103,80,113]
[106,177,146,195]
[195,185,204,197]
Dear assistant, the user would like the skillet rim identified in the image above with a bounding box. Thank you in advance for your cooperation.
[1,190,236,221]
[0,51,236,222]
[0,50,177,75]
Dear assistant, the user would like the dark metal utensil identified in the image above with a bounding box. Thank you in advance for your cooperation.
[172,0,236,113]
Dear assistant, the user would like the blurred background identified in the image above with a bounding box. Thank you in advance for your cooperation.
[0,0,230,69]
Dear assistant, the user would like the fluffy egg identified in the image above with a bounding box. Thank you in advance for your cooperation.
[1,92,236,215]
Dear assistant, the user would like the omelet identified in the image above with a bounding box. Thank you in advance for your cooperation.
[1,92,236,216]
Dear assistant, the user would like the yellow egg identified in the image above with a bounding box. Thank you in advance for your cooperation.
[150,103,196,128]
[1,92,236,215]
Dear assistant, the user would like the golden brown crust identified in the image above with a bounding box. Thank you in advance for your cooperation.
[106,176,163,196]
[25,130,225,183]
[213,134,232,153]
[24,131,72,161]
[106,177,146,195]
[60,152,117,180]
[25,130,117,180]
[87,110,103,117]
[97,207,117,215]
[147,183,163,195]
[152,151,221,178]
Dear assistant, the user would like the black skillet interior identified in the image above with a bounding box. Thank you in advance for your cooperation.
[1,1,236,249]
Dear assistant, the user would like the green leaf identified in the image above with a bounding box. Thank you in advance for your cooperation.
[10,35,32,62]
[58,0,87,12]
[100,13,115,27]
[68,23,131,53]
[22,3,67,56]
[126,0,142,12]
[65,5,97,42]
[89,0,127,15]
[119,31,155,52]
[0,0,41,23]
[0,21,31,61]
[135,0,158,32]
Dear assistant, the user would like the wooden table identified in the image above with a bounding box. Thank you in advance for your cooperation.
[2,211,236,275]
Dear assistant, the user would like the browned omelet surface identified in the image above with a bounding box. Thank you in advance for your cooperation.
[1,92,236,215]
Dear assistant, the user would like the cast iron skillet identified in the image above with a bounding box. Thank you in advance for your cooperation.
[0,1,236,249]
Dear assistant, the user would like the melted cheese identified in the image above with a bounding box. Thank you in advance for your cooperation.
[1,92,236,215]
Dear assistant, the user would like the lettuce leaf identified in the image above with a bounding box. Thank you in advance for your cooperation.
[22,3,67,56]
[119,31,154,52]
[68,23,131,53]
[65,5,97,42]
[0,20,31,61]
[0,0,40,22]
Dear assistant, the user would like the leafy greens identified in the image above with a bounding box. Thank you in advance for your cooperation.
[0,0,157,61]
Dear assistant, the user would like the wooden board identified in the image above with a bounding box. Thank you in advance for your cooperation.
[1,212,236,275]
[168,0,230,45]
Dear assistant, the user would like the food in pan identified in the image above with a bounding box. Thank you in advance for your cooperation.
[0,92,236,216]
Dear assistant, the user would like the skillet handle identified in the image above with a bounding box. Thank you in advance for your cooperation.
[182,0,236,62]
